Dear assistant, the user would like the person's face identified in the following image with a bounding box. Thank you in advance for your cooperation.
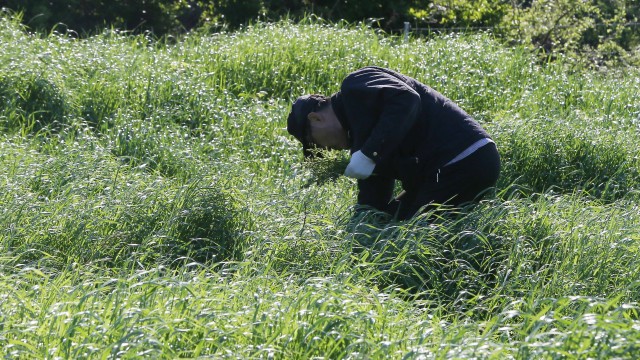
[306,109,349,150]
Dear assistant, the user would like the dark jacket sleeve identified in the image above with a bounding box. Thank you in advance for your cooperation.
[340,69,421,163]
[357,175,395,213]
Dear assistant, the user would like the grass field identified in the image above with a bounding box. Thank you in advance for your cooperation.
[1,13,640,358]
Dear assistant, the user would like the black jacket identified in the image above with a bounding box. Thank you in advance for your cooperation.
[330,67,491,206]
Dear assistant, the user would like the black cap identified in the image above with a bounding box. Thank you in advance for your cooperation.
[287,94,326,158]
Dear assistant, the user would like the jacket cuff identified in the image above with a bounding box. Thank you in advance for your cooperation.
[359,145,381,164]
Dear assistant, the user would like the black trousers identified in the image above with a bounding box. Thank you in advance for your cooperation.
[395,143,500,219]
[391,142,501,220]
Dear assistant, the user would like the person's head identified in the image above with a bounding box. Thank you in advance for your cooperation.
[287,94,349,157]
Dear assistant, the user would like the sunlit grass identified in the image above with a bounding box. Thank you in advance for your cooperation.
[1,12,640,358]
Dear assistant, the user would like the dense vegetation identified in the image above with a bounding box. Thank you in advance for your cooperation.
[1,12,640,358]
[2,0,639,67]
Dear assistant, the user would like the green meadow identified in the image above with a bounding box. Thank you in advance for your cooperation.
[1,14,640,358]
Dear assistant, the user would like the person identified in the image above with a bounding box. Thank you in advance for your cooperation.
[287,66,500,220]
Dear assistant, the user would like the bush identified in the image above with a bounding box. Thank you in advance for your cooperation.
[505,0,639,66]
[410,0,640,67]
[409,0,507,28]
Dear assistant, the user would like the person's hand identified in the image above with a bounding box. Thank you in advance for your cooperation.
[344,150,376,179]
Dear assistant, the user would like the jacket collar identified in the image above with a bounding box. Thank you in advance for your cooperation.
[330,92,352,146]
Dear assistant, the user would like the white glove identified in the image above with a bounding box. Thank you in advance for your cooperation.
[344,150,376,179]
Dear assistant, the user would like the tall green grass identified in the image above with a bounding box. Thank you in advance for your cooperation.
[1,14,640,358]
